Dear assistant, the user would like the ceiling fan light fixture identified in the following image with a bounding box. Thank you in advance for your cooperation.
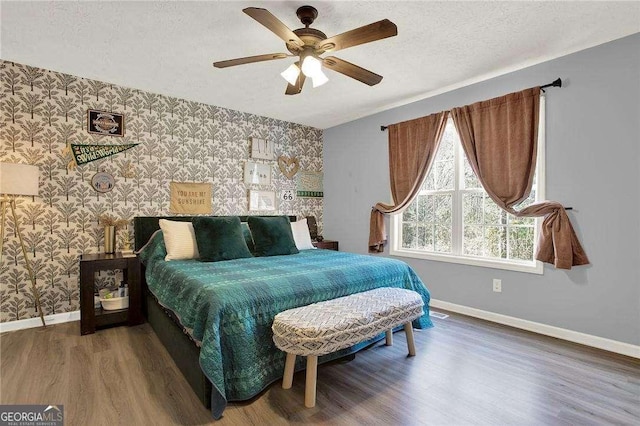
[280,63,300,85]
[311,69,329,88]
[301,55,322,78]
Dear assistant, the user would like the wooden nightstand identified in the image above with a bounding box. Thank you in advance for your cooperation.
[312,240,339,251]
[79,253,143,335]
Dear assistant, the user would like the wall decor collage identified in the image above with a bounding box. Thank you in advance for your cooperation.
[245,137,324,213]
[0,60,322,323]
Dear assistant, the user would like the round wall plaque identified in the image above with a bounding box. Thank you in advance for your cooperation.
[91,171,115,193]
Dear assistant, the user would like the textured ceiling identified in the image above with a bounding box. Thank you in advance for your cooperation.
[1,1,639,129]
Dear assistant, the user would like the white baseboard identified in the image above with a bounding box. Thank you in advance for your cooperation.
[0,310,80,334]
[430,299,640,359]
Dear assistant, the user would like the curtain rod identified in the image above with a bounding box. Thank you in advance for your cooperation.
[380,78,563,131]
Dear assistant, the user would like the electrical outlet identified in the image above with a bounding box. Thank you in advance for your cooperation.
[493,279,502,293]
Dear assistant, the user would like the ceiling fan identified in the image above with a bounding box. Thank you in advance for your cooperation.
[213,5,397,95]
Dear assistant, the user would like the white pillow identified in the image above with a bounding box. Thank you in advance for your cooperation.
[290,218,316,250]
[159,219,200,261]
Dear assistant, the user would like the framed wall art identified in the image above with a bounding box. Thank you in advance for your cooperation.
[250,137,275,160]
[87,109,125,137]
[249,190,276,211]
[244,162,271,186]
[296,171,323,198]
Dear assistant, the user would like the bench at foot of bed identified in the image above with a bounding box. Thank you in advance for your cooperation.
[272,287,424,408]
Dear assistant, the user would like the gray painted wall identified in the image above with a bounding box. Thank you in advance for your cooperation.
[323,34,640,346]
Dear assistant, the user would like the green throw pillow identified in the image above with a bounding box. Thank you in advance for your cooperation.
[247,216,299,257]
[192,216,253,262]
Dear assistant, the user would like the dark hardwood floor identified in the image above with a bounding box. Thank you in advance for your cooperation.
[1,311,638,425]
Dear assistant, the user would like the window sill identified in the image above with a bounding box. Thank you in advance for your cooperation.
[389,247,544,275]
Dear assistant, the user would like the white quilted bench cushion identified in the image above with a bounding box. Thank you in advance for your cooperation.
[272,287,424,356]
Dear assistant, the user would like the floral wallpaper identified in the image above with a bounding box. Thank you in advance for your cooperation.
[0,60,323,323]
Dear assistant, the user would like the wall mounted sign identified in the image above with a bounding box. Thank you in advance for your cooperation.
[249,190,276,211]
[296,171,323,198]
[91,171,115,193]
[169,182,212,214]
[70,143,138,166]
[87,109,125,136]
[280,189,295,202]
[244,162,271,186]
[277,155,300,179]
[250,137,274,160]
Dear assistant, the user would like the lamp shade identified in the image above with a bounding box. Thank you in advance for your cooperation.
[281,63,301,85]
[301,55,322,78]
[311,69,329,88]
[0,163,40,196]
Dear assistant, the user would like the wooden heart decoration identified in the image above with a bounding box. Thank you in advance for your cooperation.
[278,155,300,179]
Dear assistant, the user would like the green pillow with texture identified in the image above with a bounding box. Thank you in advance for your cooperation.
[192,216,253,262]
[247,216,299,257]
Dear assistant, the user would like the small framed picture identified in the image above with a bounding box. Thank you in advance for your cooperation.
[87,109,125,137]
[250,137,274,160]
[249,190,276,211]
[296,171,323,198]
[244,162,271,186]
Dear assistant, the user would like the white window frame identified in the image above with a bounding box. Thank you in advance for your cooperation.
[390,96,546,274]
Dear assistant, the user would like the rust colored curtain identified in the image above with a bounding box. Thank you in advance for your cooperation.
[369,112,448,252]
[450,87,588,269]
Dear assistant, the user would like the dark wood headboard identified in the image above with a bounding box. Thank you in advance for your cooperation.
[133,216,297,251]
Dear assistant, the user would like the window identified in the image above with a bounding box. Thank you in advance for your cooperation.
[390,117,544,274]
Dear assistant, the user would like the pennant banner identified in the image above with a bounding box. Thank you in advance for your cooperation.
[70,143,138,166]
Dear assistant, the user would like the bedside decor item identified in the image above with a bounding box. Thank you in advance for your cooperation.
[277,155,300,179]
[71,143,138,166]
[244,162,271,185]
[212,6,397,95]
[0,162,46,326]
[312,240,338,251]
[91,171,115,193]
[99,214,129,254]
[169,182,213,214]
[250,137,275,160]
[249,190,276,211]
[100,294,129,311]
[296,171,323,198]
[87,109,125,136]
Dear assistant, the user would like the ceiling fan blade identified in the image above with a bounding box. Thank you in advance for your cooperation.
[316,19,397,53]
[323,57,383,86]
[285,62,306,95]
[243,7,305,49]
[213,53,288,68]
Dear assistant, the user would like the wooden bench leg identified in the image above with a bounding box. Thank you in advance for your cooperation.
[385,329,393,346]
[305,355,318,408]
[404,323,416,356]
[283,352,296,389]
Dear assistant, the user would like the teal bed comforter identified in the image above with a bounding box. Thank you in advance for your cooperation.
[139,231,433,418]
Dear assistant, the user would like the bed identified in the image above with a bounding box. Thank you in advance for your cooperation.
[134,216,433,419]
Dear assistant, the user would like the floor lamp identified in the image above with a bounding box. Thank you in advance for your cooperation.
[0,162,45,326]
